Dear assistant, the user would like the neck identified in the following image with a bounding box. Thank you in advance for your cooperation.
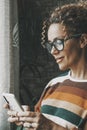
[70,62,87,80]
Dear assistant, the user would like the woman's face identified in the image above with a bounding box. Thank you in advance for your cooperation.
[47,23,81,71]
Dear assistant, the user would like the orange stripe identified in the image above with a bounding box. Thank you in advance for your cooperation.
[56,86,87,99]
[43,92,87,109]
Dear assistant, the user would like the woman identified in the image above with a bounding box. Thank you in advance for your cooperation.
[4,2,87,130]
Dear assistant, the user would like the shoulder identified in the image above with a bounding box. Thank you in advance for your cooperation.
[45,71,69,88]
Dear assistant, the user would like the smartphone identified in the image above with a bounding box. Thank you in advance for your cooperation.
[2,93,23,112]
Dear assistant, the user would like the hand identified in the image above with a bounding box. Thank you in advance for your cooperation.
[3,103,20,124]
[16,112,70,130]
[3,104,80,130]
[16,111,40,129]
[9,105,30,126]
[3,104,30,126]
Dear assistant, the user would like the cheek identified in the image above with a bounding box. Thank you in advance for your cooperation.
[64,41,81,64]
[65,39,80,55]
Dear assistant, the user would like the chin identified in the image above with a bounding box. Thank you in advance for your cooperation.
[59,64,68,71]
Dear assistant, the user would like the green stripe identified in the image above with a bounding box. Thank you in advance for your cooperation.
[41,105,84,126]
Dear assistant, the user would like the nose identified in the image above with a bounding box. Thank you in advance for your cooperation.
[51,46,59,55]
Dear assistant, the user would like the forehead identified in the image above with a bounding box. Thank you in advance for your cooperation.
[48,23,67,41]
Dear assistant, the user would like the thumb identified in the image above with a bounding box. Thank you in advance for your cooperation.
[22,105,30,111]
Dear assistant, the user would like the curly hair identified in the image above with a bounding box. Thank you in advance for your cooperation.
[41,1,87,49]
[48,2,87,34]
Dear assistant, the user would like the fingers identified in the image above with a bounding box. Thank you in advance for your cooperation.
[7,110,21,123]
[19,116,38,123]
[22,105,30,111]
[23,122,38,128]
[8,116,23,126]
[8,116,19,122]
[7,110,40,121]
[20,112,40,129]
[7,110,24,125]
[7,110,18,116]
[17,111,39,117]
[16,111,40,125]
[6,107,40,129]
[16,111,40,129]
[7,105,30,117]
[7,110,19,123]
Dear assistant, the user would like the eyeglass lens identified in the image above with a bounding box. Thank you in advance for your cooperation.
[45,39,64,53]
[44,33,82,53]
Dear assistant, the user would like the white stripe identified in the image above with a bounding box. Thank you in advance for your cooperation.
[45,71,87,90]
[69,71,87,82]
[42,113,77,129]
[41,99,86,117]
[45,74,69,88]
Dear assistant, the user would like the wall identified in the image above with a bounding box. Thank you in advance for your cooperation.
[0,0,10,130]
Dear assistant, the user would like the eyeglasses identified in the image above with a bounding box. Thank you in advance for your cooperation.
[44,34,82,53]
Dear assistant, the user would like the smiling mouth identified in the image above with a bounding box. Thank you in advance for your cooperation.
[55,57,64,63]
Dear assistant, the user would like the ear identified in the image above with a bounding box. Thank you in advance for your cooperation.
[80,34,87,48]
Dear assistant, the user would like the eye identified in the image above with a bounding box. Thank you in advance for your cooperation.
[56,39,63,44]
[54,39,64,51]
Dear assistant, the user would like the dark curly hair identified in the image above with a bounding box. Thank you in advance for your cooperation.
[41,2,87,59]
[48,2,87,34]
[41,1,87,56]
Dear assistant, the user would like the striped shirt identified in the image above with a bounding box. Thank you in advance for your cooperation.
[40,73,87,129]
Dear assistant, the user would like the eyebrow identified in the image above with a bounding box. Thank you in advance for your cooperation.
[48,37,65,42]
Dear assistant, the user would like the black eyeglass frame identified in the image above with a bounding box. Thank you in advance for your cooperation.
[44,33,82,53]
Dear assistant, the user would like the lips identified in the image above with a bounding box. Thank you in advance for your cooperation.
[55,56,64,63]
